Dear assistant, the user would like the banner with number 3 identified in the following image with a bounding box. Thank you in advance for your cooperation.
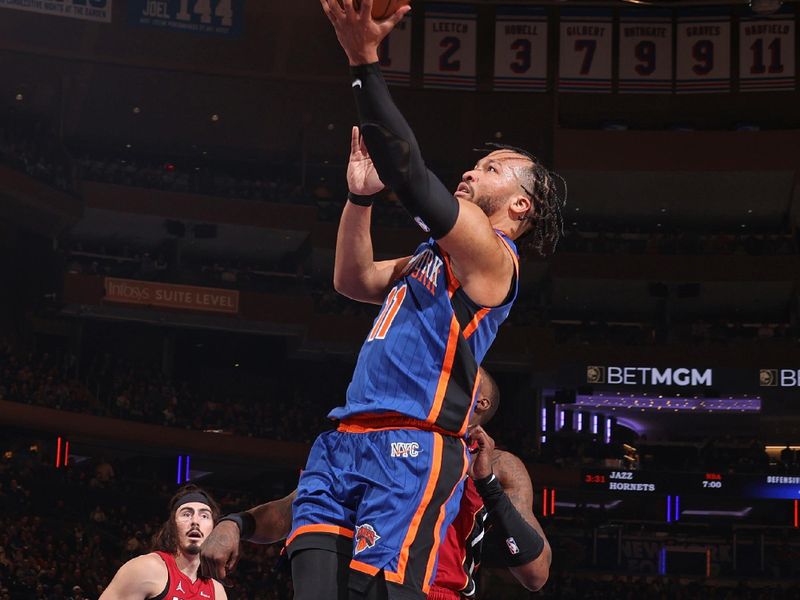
[493,6,548,92]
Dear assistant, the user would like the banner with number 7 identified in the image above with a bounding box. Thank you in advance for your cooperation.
[558,8,613,93]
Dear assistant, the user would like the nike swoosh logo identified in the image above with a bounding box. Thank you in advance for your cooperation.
[352,78,363,89]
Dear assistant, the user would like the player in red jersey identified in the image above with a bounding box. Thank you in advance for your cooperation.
[201,370,551,599]
[100,485,227,600]
[425,372,551,600]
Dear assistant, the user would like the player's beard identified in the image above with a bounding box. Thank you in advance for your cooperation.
[183,539,202,555]
[473,193,504,217]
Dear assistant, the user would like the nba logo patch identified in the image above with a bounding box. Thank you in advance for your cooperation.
[355,524,381,554]
[505,536,520,555]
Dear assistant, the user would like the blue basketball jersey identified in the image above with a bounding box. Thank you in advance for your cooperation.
[328,232,519,435]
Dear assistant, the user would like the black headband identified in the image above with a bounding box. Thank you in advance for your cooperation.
[171,491,212,513]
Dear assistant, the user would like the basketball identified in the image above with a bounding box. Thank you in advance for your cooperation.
[337,0,410,20]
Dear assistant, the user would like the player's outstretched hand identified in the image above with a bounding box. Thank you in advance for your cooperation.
[200,520,241,584]
[347,126,384,196]
[468,425,496,481]
[320,0,411,66]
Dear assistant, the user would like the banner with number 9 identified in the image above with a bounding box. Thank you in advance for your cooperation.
[676,8,731,93]
[618,9,673,93]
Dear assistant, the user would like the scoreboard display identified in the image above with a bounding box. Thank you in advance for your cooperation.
[582,469,800,500]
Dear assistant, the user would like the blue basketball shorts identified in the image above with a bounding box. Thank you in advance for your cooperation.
[287,425,470,597]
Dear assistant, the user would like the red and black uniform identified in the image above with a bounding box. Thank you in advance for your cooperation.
[428,479,487,600]
[152,551,215,600]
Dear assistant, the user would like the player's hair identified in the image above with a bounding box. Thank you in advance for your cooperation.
[150,485,220,554]
[479,143,566,258]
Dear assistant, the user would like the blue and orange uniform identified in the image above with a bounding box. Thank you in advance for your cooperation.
[288,233,519,598]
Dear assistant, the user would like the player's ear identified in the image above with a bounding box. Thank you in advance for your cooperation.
[510,194,532,221]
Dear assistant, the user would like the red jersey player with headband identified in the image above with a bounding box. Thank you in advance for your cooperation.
[100,485,227,600]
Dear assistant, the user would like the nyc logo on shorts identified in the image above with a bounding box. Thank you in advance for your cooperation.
[390,441,421,458]
[354,524,381,554]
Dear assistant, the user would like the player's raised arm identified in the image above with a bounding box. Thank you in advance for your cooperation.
[333,126,412,304]
[321,0,522,307]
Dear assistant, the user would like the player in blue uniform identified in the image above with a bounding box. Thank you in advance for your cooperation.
[289,1,566,598]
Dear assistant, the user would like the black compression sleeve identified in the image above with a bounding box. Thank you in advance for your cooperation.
[350,63,459,239]
[475,474,545,567]
[219,511,256,541]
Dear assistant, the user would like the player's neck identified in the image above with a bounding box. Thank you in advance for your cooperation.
[175,550,201,581]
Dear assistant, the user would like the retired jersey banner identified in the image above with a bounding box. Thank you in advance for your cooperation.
[379,15,412,85]
[494,6,548,92]
[739,8,795,92]
[128,0,244,37]
[0,0,112,22]
[104,278,240,314]
[618,9,673,93]
[424,4,477,90]
[676,8,731,93]
[559,8,613,93]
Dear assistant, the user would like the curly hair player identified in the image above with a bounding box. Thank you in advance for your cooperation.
[286,1,565,598]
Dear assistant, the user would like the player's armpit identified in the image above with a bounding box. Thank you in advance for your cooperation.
[98,554,166,600]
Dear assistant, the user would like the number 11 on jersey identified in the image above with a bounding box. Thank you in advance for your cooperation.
[368,284,408,342]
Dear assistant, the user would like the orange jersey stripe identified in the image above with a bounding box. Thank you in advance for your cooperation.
[426,315,461,425]
[350,559,381,577]
[421,442,469,593]
[286,524,353,547]
[386,433,445,585]
[462,308,490,340]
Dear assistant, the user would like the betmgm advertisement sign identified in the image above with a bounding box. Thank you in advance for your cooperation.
[760,369,800,388]
[586,366,713,387]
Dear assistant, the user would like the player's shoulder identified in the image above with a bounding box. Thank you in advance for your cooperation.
[492,449,532,487]
[211,578,228,600]
[109,552,168,596]
[121,552,168,575]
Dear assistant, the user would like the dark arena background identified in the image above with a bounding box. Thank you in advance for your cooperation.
[2,0,800,598]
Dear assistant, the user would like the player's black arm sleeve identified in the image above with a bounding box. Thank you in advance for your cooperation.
[475,474,545,567]
[350,62,459,239]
